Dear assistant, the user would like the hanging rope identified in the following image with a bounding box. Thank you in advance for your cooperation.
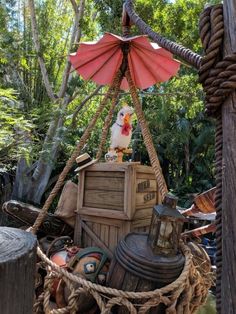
[96,95,119,160]
[125,67,168,201]
[124,0,202,69]
[199,6,224,312]
[31,70,123,234]
[198,3,236,312]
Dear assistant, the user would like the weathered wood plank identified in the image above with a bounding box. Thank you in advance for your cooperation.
[85,176,124,191]
[80,221,113,258]
[84,190,124,210]
[132,208,153,220]
[136,179,157,192]
[109,225,118,252]
[136,191,157,208]
[86,171,125,178]
[136,172,156,180]
[0,227,37,314]
[221,1,236,312]
[132,217,152,229]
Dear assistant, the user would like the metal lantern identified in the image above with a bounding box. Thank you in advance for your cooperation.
[148,193,185,256]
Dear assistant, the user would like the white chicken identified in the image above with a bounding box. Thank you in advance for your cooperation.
[110,105,134,150]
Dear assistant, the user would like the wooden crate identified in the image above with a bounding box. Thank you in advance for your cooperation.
[77,162,160,220]
[74,163,161,255]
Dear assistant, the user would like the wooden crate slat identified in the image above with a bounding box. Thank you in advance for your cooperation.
[85,176,124,191]
[132,208,153,220]
[109,225,118,252]
[84,190,124,210]
[136,178,157,192]
[132,217,152,228]
[86,171,125,178]
[136,172,156,180]
[135,191,157,207]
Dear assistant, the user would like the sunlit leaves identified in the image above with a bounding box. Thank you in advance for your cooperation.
[0,88,35,165]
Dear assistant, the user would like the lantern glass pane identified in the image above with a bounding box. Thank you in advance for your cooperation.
[157,221,173,249]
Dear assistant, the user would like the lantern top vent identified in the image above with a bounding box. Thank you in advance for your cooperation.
[153,194,185,220]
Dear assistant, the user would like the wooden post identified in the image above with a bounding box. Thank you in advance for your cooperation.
[0,227,37,314]
[221,1,236,313]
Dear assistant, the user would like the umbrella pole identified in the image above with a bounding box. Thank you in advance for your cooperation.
[125,68,168,201]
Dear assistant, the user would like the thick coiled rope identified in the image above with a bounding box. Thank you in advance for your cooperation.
[198,4,235,313]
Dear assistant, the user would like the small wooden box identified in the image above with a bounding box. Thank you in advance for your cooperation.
[75,162,161,254]
[77,162,160,220]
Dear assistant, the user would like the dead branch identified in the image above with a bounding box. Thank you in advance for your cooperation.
[70,0,79,13]
[58,0,85,98]
[28,0,56,101]
[71,85,103,127]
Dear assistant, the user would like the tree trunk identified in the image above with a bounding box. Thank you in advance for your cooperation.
[221,1,236,313]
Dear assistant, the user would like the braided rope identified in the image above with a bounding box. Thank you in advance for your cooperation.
[31,70,123,234]
[199,4,236,114]
[198,5,226,313]
[125,68,168,201]
[199,4,224,83]
[37,242,191,299]
[33,292,44,314]
[96,92,120,160]
[124,0,201,69]
[43,275,54,314]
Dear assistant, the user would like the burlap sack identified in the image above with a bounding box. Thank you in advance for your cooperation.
[54,181,78,228]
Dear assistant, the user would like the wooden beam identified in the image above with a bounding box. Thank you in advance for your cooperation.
[0,227,37,314]
[221,1,236,313]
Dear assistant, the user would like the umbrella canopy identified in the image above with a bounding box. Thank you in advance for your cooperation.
[70,33,180,90]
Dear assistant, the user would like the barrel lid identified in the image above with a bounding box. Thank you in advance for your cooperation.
[115,233,185,283]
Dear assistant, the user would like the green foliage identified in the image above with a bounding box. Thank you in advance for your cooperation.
[197,293,216,314]
[0,88,35,166]
[0,0,218,204]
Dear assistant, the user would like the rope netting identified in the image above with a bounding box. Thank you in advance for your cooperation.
[34,241,213,314]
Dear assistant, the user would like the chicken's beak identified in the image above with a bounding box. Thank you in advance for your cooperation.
[124,113,131,124]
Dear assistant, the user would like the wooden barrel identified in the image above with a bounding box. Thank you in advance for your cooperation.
[107,233,185,313]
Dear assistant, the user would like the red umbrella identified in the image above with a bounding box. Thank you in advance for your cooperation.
[70,33,180,90]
